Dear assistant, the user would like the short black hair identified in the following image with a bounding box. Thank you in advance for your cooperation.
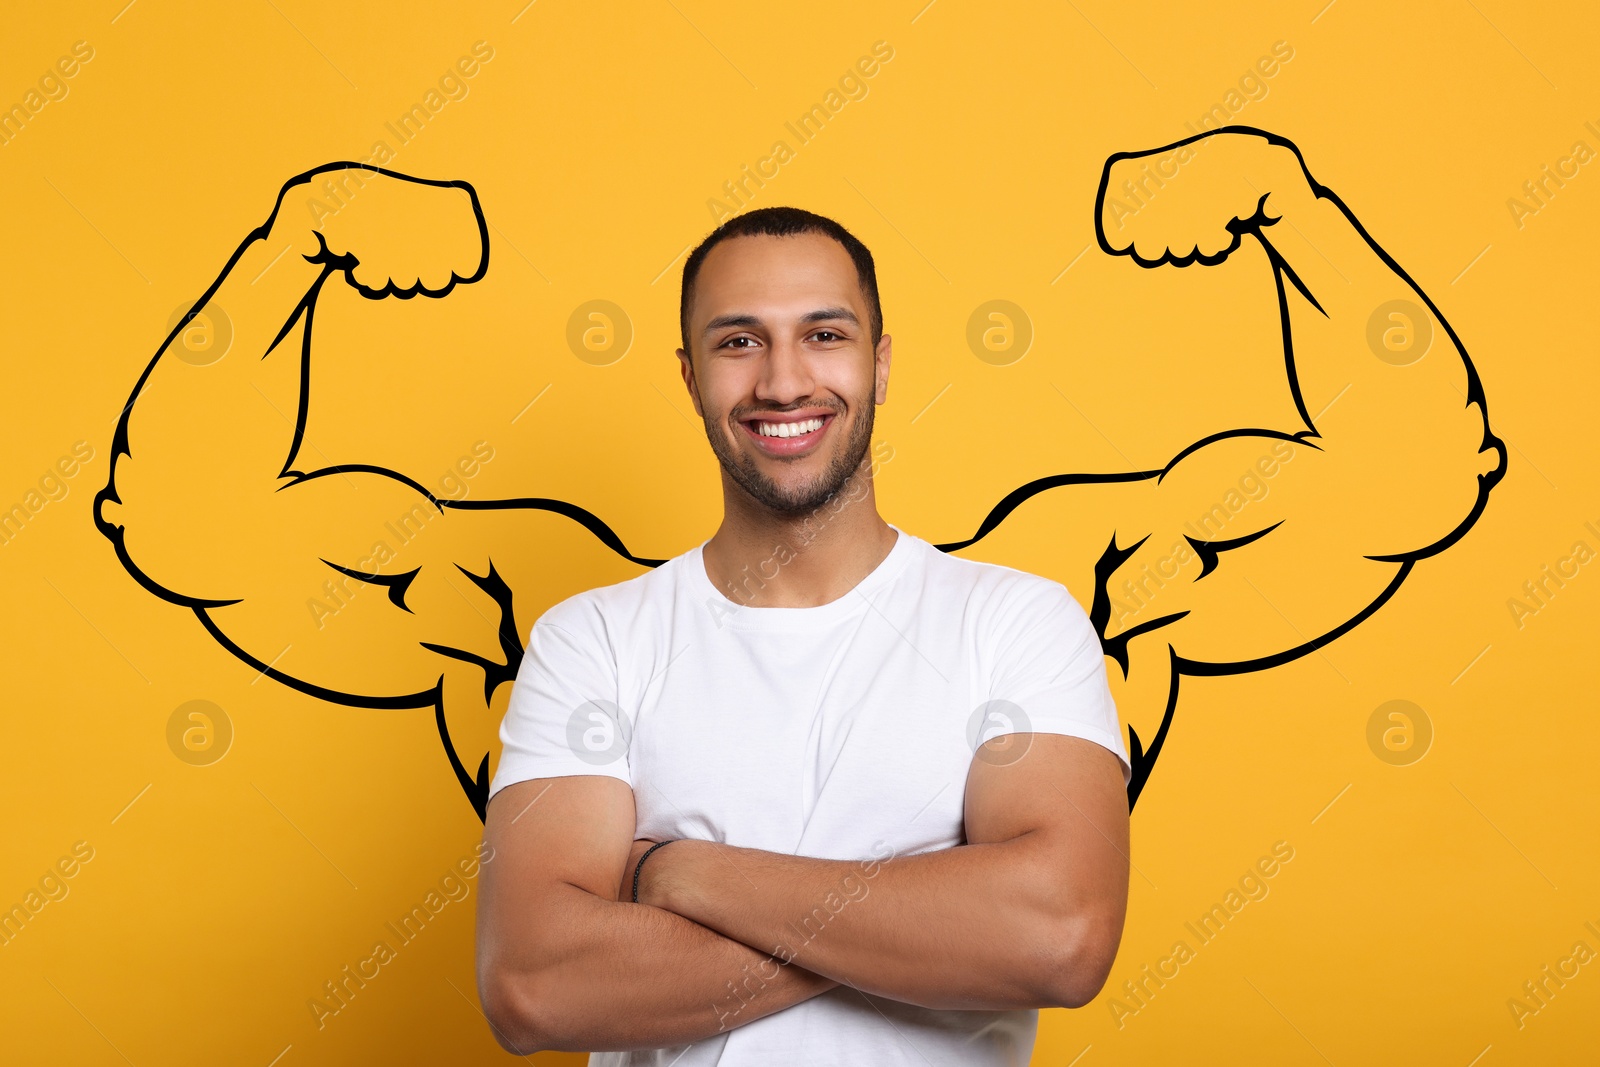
[679,206,883,356]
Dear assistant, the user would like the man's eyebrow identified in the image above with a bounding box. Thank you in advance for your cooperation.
[800,306,859,326]
[702,313,762,336]
[701,307,861,336]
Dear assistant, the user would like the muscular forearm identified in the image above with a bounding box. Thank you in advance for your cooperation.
[637,836,1078,1011]
[488,883,838,1052]
[1252,182,1491,452]
[122,214,331,482]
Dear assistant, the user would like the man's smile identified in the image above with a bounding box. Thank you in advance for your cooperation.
[738,411,835,456]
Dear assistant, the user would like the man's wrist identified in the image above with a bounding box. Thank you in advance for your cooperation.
[632,839,675,904]
[637,838,700,914]
[634,838,672,908]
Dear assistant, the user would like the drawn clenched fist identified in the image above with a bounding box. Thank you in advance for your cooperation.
[267,163,489,298]
[1095,127,1317,267]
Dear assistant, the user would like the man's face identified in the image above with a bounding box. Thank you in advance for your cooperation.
[678,232,891,515]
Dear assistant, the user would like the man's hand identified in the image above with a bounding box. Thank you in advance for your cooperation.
[267,164,489,298]
[1096,128,1318,267]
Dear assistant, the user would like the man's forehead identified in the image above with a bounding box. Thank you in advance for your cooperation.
[692,232,862,320]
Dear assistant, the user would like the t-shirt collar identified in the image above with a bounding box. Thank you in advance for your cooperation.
[688,524,917,630]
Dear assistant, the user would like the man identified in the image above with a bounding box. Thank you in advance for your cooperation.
[474,207,1135,1061]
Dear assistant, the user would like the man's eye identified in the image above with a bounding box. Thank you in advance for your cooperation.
[721,336,756,349]
[812,330,842,342]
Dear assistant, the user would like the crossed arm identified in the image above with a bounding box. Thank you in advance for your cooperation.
[475,733,1129,1054]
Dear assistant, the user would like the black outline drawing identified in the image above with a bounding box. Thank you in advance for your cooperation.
[95,129,1505,821]
[940,126,1504,807]
[95,163,664,821]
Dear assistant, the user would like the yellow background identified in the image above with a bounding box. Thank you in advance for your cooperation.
[3,1,1597,1063]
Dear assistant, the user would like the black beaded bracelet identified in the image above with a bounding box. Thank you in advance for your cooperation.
[631,839,677,903]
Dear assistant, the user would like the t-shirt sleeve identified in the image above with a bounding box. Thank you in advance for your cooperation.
[487,597,633,804]
[984,577,1132,787]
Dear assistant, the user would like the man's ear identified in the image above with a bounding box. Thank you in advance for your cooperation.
[873,333,892,406]
[677,347,705,417]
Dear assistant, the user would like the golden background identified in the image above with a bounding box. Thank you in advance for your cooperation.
[1,1,1595,1063]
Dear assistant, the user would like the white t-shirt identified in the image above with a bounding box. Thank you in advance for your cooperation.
[489,524,1130,1067]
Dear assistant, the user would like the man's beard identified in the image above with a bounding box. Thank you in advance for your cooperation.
[705,395,875,516]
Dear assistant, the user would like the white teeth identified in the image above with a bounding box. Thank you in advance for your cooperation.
[756,417,824,438]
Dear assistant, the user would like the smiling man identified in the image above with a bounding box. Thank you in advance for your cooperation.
[476,207,1133,1064]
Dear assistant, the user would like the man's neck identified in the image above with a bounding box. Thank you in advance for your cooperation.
[702,471,898,609]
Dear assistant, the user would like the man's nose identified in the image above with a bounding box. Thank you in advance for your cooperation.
[754,337,815,405]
